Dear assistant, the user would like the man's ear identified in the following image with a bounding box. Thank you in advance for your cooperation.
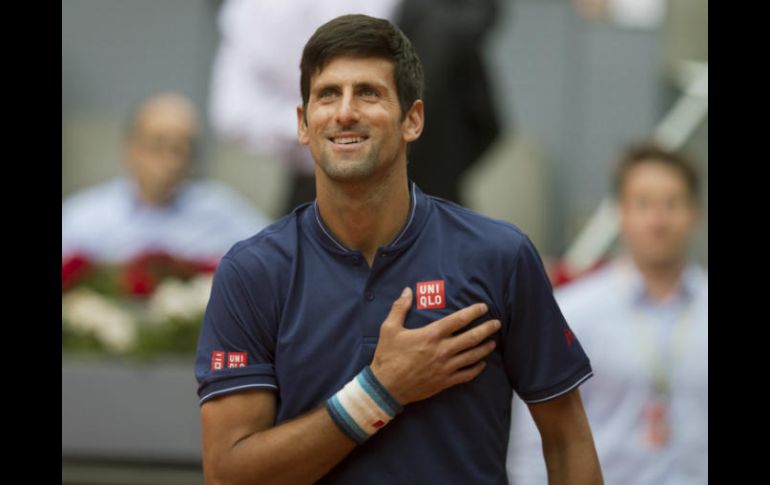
[297,105,309,145]
[402,100,424,143]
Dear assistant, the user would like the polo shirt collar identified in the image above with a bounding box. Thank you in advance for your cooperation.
[616,254,700,306]
[307,181,429,256]
[125,177,184,212]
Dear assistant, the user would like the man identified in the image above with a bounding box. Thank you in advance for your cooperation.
[507,142,708,484]
[62,92,269,264]
[196,15,602,485]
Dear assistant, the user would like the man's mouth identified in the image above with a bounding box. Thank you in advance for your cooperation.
[329,133,369,145]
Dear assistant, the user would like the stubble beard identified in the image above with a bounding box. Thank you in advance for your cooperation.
[318,145,381,183]
[628,235,688,271]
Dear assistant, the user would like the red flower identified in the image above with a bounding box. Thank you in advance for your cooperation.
[62,254,92,292]
[193,259,219,274]
[120,250,219,297]
[122,265,157,297]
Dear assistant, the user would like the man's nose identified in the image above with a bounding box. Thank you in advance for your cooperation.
[335,92,360,126]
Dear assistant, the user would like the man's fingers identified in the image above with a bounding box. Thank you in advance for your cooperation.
[445,319,501,354]
[432,303,489,336]
[382,287,413,329]
[446,361,487,387]
[447,339,496,371]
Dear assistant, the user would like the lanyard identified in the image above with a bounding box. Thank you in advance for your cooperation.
[632,297,693,397]
[617,260,694,398]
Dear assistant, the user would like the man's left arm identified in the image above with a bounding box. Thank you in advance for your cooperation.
[527,388,603,485]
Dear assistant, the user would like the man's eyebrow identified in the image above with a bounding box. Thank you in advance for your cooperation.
[312,80,388,93]
[354,80,389,91]
[312,83,340,94]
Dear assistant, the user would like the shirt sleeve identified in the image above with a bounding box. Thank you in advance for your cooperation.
[194,255,279,405]
[503,236,593,403]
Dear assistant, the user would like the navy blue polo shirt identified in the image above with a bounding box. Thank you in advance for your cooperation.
[195,182,592,484]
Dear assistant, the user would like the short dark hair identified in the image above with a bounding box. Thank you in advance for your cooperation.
[299,14,424,121]
[614,141,700,201]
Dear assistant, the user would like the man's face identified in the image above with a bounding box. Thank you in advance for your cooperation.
[297,56,422,183]
[127,102,197,204]
[619,160,699,267]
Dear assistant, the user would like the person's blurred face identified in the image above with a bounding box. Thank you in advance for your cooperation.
[297,56,423,183]
[126,96,198,205]
[618,160,699,267]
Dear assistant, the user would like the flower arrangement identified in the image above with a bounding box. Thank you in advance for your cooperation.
[62,251,217,358]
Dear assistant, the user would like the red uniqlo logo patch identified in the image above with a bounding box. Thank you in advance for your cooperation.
[564,329,575,347]
[416,280,446,310]
[211,351,225,370]
[228,352,248,368]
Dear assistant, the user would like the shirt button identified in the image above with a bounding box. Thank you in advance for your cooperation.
[365,290,374,301]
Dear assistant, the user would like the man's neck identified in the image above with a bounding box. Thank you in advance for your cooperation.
[137,191,166,207]
[131,179,176,208]
[315,169,410,267]
[633,256,687,303]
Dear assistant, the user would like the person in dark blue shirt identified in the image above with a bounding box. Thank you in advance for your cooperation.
[196,14,603,485]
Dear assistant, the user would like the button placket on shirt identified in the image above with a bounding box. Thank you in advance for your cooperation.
[362,250,398,303]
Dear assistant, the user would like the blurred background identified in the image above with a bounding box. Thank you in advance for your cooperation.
[62,0,707,483]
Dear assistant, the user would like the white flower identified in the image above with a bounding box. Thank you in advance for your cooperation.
[189,274,215,308]
[62,288,137,352]
[147,274,214,324]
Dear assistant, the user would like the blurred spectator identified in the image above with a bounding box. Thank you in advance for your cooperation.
[208,0,400,214]
[396,0,501,204]
[62,92,270,264]
[507,141,707,484]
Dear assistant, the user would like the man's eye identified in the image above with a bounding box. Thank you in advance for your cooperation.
[360,87,378,97]
[319,89,338,99]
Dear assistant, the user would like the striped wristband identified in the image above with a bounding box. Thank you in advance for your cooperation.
[326,366,404,445]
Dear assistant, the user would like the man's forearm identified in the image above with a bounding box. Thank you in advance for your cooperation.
[542,437,603,485]
[528,389,603,485]
[207,406,356,485]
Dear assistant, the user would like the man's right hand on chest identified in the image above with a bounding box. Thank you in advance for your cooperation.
[370,287,501,405]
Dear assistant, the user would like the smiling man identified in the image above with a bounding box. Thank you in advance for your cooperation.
[195,14,602,485]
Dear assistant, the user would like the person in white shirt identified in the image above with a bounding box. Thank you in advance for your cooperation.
[62,92,270,264]
[507,141,707,485]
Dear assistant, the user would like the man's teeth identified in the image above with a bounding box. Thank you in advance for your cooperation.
[334,137,364,144]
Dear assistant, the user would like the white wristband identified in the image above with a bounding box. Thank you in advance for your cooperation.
[326,366,403,444]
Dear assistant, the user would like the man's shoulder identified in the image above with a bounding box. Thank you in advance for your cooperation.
[559,261,617,292]
[181,179,272,226]
[684,263,708,295]
[62,178,129,220]
[222,205,308,270]
[427,196,529,250]
[554,263,623,316]
[181,179,258,211]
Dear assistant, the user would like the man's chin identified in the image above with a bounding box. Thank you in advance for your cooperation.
[319,159,376,183]
[636,250,685,268]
